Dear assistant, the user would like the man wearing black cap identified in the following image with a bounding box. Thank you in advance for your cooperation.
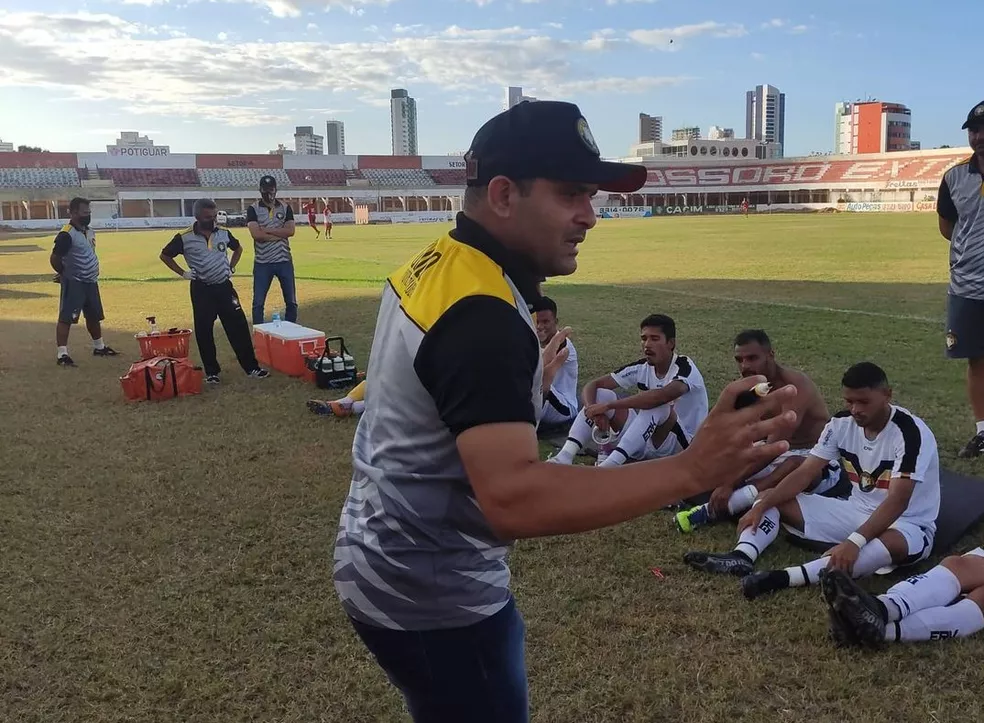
[246,175,297,324]
[938,101,984,458]
[332,100,798,723]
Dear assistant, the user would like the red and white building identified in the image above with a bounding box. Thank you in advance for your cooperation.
[835,101,914,154]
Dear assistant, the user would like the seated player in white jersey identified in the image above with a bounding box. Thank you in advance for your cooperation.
[684,362,941,601]
[676,329,842,532]
[548,314,708,467]
[533,296,579,427]
[820,548,984,648]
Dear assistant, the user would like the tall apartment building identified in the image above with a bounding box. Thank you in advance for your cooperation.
[390,89,418,156]
[325,120,345,155]
[835,100,913,154]
[638,113,663,143]
[294,126,324,155]
[746,84,785,154]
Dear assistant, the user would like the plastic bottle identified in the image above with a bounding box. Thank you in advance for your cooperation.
[272,311,281,326]
[320,354,333,374]
[147,316,159,336]
[333,355,345,373]
[342,352,356,374]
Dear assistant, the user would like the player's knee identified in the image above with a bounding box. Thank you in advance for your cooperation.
[942,554,967,573]
[595,388,618,404]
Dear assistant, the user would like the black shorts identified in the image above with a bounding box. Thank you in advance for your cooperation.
[59,279,104,325]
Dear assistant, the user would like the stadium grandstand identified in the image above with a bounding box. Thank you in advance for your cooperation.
[0,146,972,230]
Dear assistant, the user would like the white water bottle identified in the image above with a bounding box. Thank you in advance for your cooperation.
[333,355,345,373]
[342,352,356,373]
[272,311,281,326]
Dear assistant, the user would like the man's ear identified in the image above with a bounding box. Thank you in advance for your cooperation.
[487,176,521,218]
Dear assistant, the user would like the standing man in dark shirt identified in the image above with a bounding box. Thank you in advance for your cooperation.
[333,100,799,723]
[937,101,984,457]
[50,196,118,366]
[160,198,269,383]
[246,175,297,324]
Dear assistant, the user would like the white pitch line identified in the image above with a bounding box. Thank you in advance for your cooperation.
[648,286,943,324]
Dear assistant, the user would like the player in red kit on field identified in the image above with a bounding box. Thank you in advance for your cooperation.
[304,201,320,238]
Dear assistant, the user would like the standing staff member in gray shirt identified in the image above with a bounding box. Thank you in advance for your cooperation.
[160,199,269,383]
[333,100,798,723]
[246,175,297,324]
[938,101,984,458]
[50,196,119,366]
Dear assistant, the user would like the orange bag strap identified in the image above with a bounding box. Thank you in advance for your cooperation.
[143,358,178,399]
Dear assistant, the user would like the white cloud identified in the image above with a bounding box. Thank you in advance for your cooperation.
[750,51,765,61]
[606,0,658,4]
[790,24,808,33]
[761,18,785,29]
[217,31,228,40]
[629,21,748,48]
[306,22,318,30]
[0,10,690,126]
[544,22,563,29]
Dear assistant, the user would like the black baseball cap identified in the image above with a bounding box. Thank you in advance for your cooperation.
[465,100,647,193]
[962,101,984,130]
[259,174,277,189]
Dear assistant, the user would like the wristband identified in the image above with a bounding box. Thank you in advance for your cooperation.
[847,532,867,549]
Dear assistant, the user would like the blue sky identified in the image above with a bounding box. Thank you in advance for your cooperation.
[0,0,979,158]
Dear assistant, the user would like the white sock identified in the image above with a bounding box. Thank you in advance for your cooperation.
[598,447,629,467]
[785,538,892,588]
[57,346,68,359]
[976,420,984,435]
[92,337,105,350]
[734,506,780,562]
[552,440,581,464]
[338,395,354,406]
[881,565,963,619]
[893,598,984,642]
[727,485,759,516]
[352,400,366,414]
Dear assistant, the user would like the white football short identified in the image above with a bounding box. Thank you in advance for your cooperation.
[786,495,934,563]
[747,448,842,495]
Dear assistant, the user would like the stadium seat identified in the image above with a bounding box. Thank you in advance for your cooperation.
[198,168,291,188]
[284,169,348,186]
[99,168,201,187]
[0,167,80,188]
[428,169,466,185]
[361,168,436,188]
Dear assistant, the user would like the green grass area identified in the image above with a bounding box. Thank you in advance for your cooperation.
[1,214,981,723]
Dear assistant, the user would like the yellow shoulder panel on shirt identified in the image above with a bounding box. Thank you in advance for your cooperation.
[60,224,72,233]
[388,233,516,332]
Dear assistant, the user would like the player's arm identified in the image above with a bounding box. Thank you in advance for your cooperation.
[246,206,279,243]
[418,296,797,539]
[159,234,190,277]
[580,373,619,408]
[50,232,71,274]
[937,177,957,241]
[261,207,296,239]
[607,380,687,412]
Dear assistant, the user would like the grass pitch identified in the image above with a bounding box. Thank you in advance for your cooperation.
[1,214,982,723]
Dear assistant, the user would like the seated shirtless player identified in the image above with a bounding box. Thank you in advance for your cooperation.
[548,314,708,467]
[684,362,941,601]
[676,329,842,532]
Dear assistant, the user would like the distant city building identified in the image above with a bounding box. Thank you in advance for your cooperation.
[835,100,912,154]
[108,131,169,156]
[0,138,13,152]
[671,126,701,142]
[294,126,324,155]
[746,84,785,155]
[708,126,735,140]
[325,120,345,155]
[629,137,782,160]
[505,86,537,110]
[390,89,418,156]
[269,144,294,155]
[639,113,663,143]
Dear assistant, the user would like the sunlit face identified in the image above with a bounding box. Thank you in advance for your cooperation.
[970,126,984,164]
[842,385,891,428]
[536,309,558,346]
[196,205,217,230]
[641,326,674,367]
[508,179,598,277]
[734,341,775,378]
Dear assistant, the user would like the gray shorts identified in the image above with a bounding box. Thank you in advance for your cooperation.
[946,293,984,359]
[59,279,104,325]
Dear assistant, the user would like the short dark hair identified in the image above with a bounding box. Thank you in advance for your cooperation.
[734,329,772,349]
[69,197,90,213]
[533,295,557,316]
[640,313,675,340]
[193,198,217,217]
[841,362,889,390]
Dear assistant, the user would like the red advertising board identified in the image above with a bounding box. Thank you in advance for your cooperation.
[195,154,283,169]
[0,152,80,169]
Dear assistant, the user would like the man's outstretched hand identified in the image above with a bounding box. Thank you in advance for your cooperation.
[682,375,798,493]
